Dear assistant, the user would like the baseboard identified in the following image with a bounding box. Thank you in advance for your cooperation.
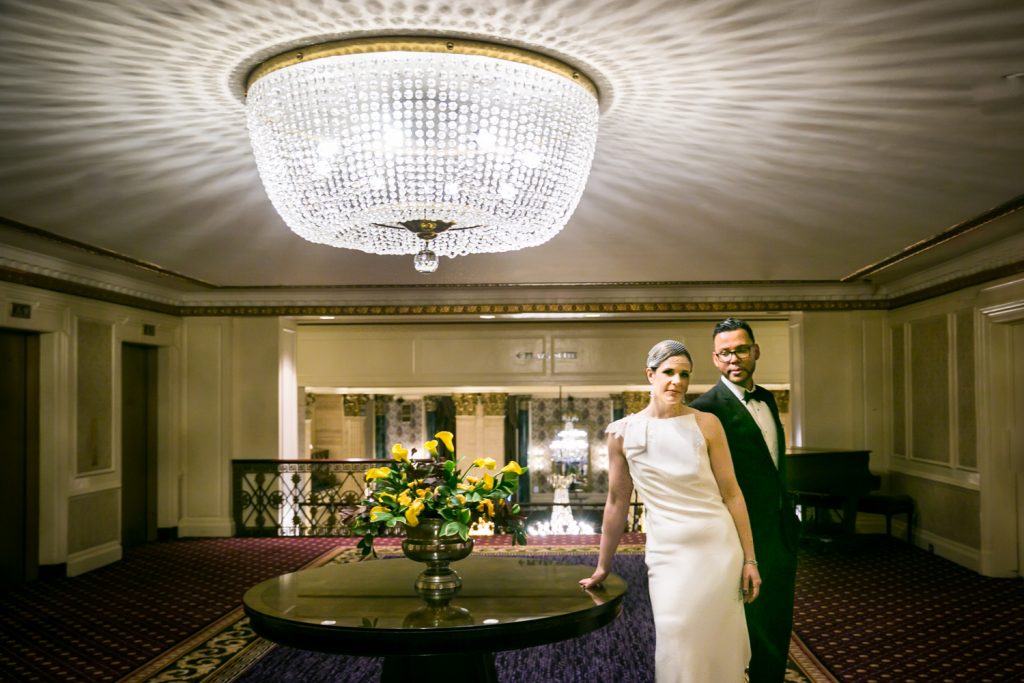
[907,524,981,572]
[67,541,122,577]
[178,517,234,537]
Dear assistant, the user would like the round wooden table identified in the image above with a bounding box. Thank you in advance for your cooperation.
[243,554,627,682]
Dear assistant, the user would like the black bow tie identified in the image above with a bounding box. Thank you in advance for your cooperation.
[742,387,769,403]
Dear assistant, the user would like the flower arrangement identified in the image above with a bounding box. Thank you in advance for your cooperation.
[349,431,528,557]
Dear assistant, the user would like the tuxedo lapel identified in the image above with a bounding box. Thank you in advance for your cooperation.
[706,382,783,483]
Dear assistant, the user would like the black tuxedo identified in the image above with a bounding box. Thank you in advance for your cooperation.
[691,381,799,683]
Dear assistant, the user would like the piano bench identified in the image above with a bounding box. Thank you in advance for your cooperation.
[856,493,914,543]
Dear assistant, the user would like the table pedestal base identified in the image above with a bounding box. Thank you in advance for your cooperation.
[382,653,497,683]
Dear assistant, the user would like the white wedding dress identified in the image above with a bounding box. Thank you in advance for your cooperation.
[608,413,750,682]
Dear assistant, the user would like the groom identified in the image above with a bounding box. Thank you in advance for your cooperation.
[690,318,800,683]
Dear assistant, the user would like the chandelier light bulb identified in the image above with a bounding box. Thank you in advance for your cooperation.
[245,37,600,272]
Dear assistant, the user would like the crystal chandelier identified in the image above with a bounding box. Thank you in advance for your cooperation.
[549,396,588,468]
[245,37,600,272]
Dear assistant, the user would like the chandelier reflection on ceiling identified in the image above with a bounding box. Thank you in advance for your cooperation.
[245,37,600,272]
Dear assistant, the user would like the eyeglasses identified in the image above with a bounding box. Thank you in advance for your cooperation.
[714,345,752,361]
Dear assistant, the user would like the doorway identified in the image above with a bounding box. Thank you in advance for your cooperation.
[121,343,158,548]
[0,328,40,583]
[1013,324,1024,575]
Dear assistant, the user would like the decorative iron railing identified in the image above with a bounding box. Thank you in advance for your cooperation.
[232,458,378,537]
[231,458,636,537]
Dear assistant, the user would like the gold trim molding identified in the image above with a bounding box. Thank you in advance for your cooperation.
[246,37,598,100]
[4,263,1024,318]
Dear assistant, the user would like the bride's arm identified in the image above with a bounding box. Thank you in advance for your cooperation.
[579,432,633,589]
[698,412,761,602]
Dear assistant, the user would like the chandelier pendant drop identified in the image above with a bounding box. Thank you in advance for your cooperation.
[245,37,600,272]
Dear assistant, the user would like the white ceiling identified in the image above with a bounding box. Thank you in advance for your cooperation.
[0,0,1022,293]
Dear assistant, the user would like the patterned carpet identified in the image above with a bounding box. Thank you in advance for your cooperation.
[794,536,1024,682]
[6,534,1017,682]
[119,536,831,683]
[0,538,342,682]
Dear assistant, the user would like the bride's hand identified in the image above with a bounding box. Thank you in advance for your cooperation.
[579,568,608,590]
[741,564,761,603]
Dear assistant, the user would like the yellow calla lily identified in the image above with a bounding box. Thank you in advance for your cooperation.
[370,506,389,521]
[391,443,409,462]
[501,461,525,475]
[404,499,424,526]
[365,467,391,481]
[423,440,439,456]
[397,490,413,507]
[482,473,495,491]
[477,498,495,518]
[457,482,474,491]
[378,492,396,502]
[435,431,455,453]
[472,457,497,470]
[456,494,466,505]
[416,488,430,499]
[465,476,479,485]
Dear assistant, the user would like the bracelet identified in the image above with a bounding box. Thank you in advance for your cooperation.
[743,559,758,566]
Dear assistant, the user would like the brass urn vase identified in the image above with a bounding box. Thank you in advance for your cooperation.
[402,518,474,606]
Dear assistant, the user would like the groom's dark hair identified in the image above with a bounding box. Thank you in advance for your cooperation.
[712,317,755,342]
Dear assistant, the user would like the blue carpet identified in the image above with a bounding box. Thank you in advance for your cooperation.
[232,554,655,682]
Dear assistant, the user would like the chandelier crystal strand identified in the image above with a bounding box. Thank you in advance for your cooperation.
[245,39,600,271]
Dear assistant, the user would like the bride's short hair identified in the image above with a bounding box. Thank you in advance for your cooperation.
[647,339,692,371]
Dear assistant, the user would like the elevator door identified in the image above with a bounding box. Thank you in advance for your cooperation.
[0,328,40,583]
[121,343,158,548]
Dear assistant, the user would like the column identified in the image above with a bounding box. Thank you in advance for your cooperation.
[480,392,508,469]
[373,395,390,459]
[424,396,438,441]
[452,393,480,473]
[516,396,531,502]
[341,394,370,458]
[611,394,625,422]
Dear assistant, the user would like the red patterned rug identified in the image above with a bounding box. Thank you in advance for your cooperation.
[794,535,1024,682]
[0,537,342,682]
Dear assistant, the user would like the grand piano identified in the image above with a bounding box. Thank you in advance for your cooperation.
[785,447,881,535]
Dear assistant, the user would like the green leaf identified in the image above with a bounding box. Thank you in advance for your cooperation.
[440,520,462,537]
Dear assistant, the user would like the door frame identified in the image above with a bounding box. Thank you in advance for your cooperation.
[978,276,1024,577]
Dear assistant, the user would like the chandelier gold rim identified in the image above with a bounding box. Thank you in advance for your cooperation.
[245,36,599,101]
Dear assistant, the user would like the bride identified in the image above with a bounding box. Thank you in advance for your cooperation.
[580,339,761,682]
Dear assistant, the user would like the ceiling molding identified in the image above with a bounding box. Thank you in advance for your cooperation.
[5,260,1023,318]
[0,217,216,289]
[0,266,180,316]
[842,193,1024,282]
[888,260,1024,311]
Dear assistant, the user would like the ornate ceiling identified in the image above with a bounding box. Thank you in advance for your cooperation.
[0,0,1022,308]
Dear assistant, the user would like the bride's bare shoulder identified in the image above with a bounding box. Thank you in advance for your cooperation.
[689,408,723,432]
